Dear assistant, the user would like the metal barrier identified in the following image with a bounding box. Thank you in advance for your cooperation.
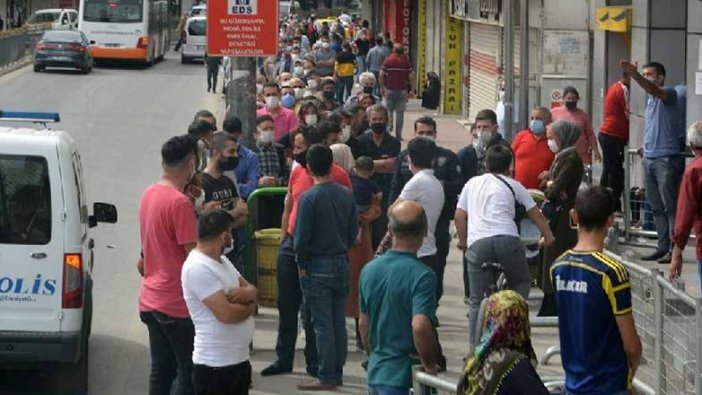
[0,24,48,70]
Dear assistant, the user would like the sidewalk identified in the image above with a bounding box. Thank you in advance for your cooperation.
[246,101,565,394]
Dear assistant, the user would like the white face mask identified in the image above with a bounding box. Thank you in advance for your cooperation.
[193,192,205,209]
[307,79,318,90]
[322,42,330,50]
[342,125,351,142]
[294,66,303,77]
[265,96,280,109]
[258,129,274,144]
[223,235,235,255]
[256,83,263,94]
[294,88,304,99]
[419,134,435,142]
[305,114,318,126]
[548,139,560,153]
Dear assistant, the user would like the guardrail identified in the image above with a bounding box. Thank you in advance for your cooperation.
[412,250,702,395]
[0,24,49,70]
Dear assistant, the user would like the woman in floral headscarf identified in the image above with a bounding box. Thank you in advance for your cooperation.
[458,290,549,395]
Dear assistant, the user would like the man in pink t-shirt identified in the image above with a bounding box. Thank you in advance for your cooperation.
[256,82,299,141]
[138,134,199,395]
[551,86,601,165]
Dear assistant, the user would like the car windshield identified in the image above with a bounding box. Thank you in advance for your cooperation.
[42,30,82,42]
[83,0,143,23]
[187,19,206,36]
[0,155,52,245]
[27,12,61,24]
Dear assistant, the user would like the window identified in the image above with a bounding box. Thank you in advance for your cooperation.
[187,19,206,36]
[28,12,61,24]
[0,155,52,245]
[42,31,83,43]
[83,0,144,23]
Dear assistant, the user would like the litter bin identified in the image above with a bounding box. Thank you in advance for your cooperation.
[254,228,281,308]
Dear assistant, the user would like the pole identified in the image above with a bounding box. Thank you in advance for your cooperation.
[227,56,258,148]
[503,0,514,141]
[518,0,529,130]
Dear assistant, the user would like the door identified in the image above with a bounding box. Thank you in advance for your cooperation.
[69,10,79,29]
[0,152,64,332]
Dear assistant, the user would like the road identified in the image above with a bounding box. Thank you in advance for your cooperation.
[0,51,224,394]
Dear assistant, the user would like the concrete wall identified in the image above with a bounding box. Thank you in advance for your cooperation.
[686,0,702,125]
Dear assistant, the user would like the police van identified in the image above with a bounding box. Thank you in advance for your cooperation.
[0,111,117,394]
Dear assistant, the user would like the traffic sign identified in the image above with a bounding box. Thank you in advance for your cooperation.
[207,0,279,57]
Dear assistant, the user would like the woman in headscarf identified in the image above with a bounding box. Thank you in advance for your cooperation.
[538,120,584,316]
[458,290,549,395]
[330,143,354,173]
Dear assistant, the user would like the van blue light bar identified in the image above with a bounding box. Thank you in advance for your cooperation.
[0,110,61,123]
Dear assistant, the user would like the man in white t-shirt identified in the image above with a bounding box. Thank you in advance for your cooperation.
[454,144,554,348]
[182,209,257,395]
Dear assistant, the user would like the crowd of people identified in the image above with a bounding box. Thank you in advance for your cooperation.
[135,13,702,395]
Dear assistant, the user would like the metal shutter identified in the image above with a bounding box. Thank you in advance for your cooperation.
[468,23,501,121]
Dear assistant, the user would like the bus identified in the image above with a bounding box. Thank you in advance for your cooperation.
[78,0,169,64]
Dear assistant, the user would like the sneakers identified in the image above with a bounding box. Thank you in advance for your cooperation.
[641,249,668,262]
[260,363,291,377]
[656,251,672,264]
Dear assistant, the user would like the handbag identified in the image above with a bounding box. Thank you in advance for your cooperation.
[540,199,562,229]
[491,175,527,232]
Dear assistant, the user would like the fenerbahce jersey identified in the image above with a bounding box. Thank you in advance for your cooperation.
[551,250,633,395]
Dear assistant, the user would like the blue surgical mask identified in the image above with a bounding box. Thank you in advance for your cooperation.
[530,119,545,135]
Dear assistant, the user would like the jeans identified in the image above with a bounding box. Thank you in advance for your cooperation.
[385,89,408,140]
[598,133,626,211]
[435,216,451,302]
[368,385,410,395]
[371,70,382,98]
[274,237,318,370]
[207,66,218,91]
[643,155,685,252]
[140,311,195,395]
[336,76,354,104]
[300,255,350,385]
[466,235,530,346]
[192,361,251,395]
[356,55,367,77]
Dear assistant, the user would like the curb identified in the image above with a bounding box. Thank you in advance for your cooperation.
[0,56,32,78]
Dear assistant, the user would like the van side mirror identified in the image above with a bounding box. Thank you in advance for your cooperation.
[90,40,96,45]
[89,202,118,228]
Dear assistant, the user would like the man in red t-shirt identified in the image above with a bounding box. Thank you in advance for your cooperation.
[512,107,555,189]
[262,126,352,377]
[598,73,630,212]
[380,44,414,141]
[138,134,199,394]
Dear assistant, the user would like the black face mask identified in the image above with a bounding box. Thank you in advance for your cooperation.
[322,90,335,100]
[362,86,374,94]
[294,151,308,167]
[565,101,577,110]
[218,156,239,171]
[370,123,386,134]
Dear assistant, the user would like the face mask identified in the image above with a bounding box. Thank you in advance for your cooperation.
[342,125,351,142]
[530,119,545,135]
[419,134,435,142]
[479,130,493,145]
[322,90,335,100]
[281,94,296,109]
[286,46,293,52]
[473,138,484,153]
[294,151,308,167]
[362,86,374,94]
[294,66,303,77]
[193,192,205,209]
[222,233,234,255]
[370,123,386,134]
[564,101,577,110]
[218,156,239,171]
[265,96,280,109]
[305,114,318,126]
[294,88,304,99]
[646,76,658,85]
[258,129,274,144]
[548,139,560,153]
[256,83,263,94]
[322,43,330,50]
[291,54,299,62]
[307,79,318,90]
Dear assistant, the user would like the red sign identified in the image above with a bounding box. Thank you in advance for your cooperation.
[383,0,411,55]
[207,0,279,57]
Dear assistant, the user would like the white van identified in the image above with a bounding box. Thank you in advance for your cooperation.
[27,9,79,30]
[181,16,206,64]
[0,112,117,394]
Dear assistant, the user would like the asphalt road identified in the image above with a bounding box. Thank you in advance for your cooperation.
[0,51,224,394]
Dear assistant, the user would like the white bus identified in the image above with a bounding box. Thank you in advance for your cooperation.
[78,0,169,64]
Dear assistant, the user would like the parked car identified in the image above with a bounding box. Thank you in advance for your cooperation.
[181,16,206,64]
[0,110,117,395]
[33,30,94,73]
[190,4,206,17]
[26,9,78,30]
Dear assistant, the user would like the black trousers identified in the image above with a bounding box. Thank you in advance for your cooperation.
[192,361,251,395]
[598,132,626,211]
[207,67,219,91]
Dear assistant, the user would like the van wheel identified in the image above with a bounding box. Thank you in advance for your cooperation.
[33,64,42,72]
[57,336,88,394]
[181,54,189,64]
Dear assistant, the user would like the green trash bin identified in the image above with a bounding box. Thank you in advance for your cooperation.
[254,228,281,308]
